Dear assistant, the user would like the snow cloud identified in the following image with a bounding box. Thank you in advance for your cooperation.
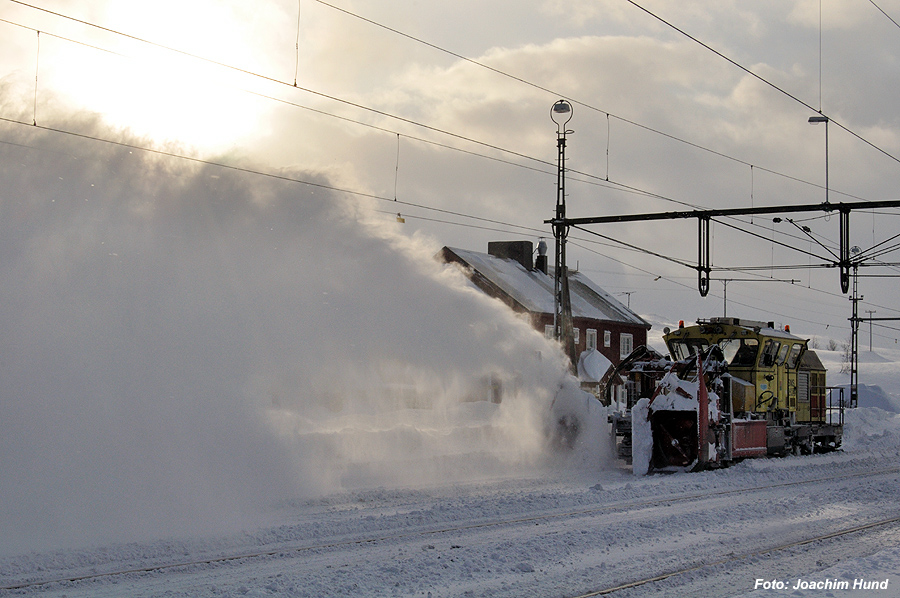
[0,106,607,555]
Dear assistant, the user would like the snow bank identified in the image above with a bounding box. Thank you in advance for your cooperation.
[843,407,900,452]
[631,398,652,476]
[854,384,900,413]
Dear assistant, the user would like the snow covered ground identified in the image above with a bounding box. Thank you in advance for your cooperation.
[2,328,899,598]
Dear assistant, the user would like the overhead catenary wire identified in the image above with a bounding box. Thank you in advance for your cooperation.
[31,29,38,125]
[383,184,900,328]
[571,224,696,270]
[1,107,680,285]
[3,1,892,288]
[571,240,852,333]
[2,2,896,332]
[293,0,301,86]
[7,1,898,241]
[0,105,878,324]
[855,230,900,261]
[622,0,900,166]
[5,0,885,209]
[1,7,833,262]
[0,114,865,337]
[0,115,538,235]
[0,114,686,268]
[1,2,552,171]
[311,0,900,186]
[3,12,686,212]
[713,218,833,263]
[2,112,730,319]
[869,0,900,30]
[0,107,822,283]
[0,14,125,56]
[568,209,896,327]
[0,13,711,217]
[298,0,900,270]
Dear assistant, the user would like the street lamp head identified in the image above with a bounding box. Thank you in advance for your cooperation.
[551,99,573,131]
[808,115,828,124]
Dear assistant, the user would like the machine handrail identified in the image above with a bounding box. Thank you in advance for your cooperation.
[825,386,846,426]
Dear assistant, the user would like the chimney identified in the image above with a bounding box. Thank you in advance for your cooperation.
[488,241,533,271]
[535,238,548,274]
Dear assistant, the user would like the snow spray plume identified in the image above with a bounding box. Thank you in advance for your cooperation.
[0,115,606,555]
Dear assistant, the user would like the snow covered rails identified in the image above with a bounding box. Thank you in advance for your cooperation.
[617,318,845,475]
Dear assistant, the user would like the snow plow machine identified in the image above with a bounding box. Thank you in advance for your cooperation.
[607,318,844,474]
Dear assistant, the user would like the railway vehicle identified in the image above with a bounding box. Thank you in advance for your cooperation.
[607,317,844,474]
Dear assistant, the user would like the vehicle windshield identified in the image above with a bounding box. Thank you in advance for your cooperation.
[669,339,710,361]
[719,338,759,367]
[671,335,794,368]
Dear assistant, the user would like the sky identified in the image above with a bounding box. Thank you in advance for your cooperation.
[1,0,899,343]
[1,0,900,554]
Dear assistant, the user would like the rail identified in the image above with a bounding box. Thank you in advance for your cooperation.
[4,467,897,592]
[569,514,900,597]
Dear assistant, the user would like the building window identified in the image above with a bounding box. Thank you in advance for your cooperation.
[620,333,634,359]
[586,329,598,350]
[573,327,580,345]
[604,330,611,348]
[544,325,554,338]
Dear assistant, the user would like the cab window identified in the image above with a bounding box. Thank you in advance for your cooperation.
[719,338,739,363]
[776,343,790,365]
[786,343,804,368]
[761,340,780,367]
[721,338,759,367]
[669,339,710,361]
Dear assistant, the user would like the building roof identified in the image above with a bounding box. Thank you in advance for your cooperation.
[800,349,826,371]
[443,246,650,328]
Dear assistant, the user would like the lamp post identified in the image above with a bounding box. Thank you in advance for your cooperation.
[551,99,577,371]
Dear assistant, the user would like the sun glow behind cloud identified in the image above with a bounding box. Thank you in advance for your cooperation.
[28,0,281,153]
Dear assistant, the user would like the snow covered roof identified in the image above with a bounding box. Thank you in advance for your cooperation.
[577,348,614,383]
[443,247,649,328]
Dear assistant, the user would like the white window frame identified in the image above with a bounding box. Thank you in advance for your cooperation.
[586,329,598,350]
[620,333,634,359]
[544,324,554,339]
[604,330,611,348]
[573,327,580,345]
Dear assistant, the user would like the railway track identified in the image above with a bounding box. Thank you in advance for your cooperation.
[3,465,898,593]
[570,515,900,597]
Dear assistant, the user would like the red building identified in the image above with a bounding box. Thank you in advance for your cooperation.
[439,241,651,383]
